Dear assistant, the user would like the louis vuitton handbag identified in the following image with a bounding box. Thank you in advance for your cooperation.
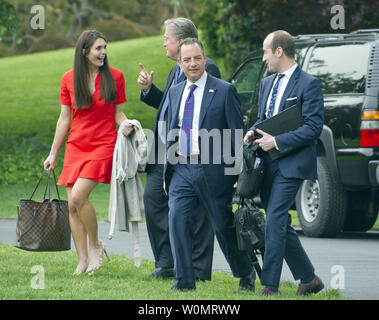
[14,170,71,251]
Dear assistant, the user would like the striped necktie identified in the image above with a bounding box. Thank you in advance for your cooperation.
[267,73,285,118]
[179,84,197,157]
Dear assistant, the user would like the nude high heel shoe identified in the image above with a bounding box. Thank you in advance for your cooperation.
[73,262,89,276]
[86,240,110,275]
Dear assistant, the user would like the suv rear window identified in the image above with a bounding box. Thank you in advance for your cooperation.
[231,58,262,114]
[307,42,370,94]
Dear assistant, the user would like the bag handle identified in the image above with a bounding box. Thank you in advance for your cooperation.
[29,170,47,200]
[29,170,62,201]
[43,170,50,200]
[52,170,62,201]
[235,194,246,208]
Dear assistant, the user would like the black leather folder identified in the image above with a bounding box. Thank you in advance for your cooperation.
[255,103,304,160]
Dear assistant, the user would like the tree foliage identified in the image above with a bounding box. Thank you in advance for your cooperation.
[196,0,379,74]
[0,0,198,56]
[0,0,20,39]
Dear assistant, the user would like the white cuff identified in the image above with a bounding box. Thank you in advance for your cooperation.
[273,137,279,150]
[142,88,150,96]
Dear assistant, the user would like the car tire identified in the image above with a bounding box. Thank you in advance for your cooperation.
[342,189,379,232]
[296,157,347,237]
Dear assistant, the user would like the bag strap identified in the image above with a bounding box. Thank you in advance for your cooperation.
[245,198,258,210]
[29,170,62,201]
[43,170,51,200]
[236,195,246,208]
[29,170,47,200]
[43,170,62,201]
[52,170,62,201]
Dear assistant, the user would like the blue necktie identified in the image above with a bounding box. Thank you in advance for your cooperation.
[267,73,285,118]
[179,84,197,157]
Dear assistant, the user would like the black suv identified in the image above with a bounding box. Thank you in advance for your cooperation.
[230,29,379,237]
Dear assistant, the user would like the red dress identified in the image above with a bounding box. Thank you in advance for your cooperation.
[58,67,127,186]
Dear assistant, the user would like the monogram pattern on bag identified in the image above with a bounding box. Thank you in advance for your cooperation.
[15,199,71,251]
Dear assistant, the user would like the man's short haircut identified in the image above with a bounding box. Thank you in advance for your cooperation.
[163,17,198,41]
[178,38,205,59]
[270,30,295,59]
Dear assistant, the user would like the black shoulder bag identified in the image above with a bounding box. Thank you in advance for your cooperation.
[236,139,265,199]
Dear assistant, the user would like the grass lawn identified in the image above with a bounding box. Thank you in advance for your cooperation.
[0,244,344,300]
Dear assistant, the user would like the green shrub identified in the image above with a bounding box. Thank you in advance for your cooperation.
[89,15,157,42]
[0,42,10,57]
[0,134,64,185]
[28,32,75,54]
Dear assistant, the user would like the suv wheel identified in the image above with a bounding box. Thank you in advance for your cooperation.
[296,157,347,237]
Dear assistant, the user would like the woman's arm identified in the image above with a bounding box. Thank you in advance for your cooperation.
[43,104,71,170]
[114,103,133,136]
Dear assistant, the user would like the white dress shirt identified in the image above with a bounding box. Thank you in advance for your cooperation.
[178,71,207,156]
[265,63,297,150]
[265,63,298,118]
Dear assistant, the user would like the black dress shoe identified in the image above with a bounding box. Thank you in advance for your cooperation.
[259,287,281,296]
[195,277,207,282]
[296,275,324,296]
[238,273,255,292]
[148,267,174,279]
[171,285,195,292]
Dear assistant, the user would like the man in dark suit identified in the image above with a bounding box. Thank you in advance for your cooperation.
[163,38,255,291]
[137,18,220,281]
[244,30,325,296]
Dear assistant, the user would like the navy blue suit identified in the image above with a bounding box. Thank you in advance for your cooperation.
[141,59,220,279]
[251,66,324,291]
[164,74,252,289]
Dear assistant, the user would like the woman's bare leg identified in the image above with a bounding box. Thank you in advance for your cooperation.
[70,178,107,273]
[67,178,102,274]
[70,178,99,247]
[66,184,90,274]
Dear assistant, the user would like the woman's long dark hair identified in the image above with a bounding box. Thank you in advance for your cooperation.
[73,30,116,109]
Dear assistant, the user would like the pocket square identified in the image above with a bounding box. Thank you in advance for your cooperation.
[209,89,215,93]
[286,96,297,101]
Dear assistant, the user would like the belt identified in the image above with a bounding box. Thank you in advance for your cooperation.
[178,153,200,163]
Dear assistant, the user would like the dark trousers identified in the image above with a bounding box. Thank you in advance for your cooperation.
[144,163,214,280]
[168,163,252,289]
[260,155,315,291]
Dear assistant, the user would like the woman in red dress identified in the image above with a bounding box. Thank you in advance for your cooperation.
[44,30,133,275]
